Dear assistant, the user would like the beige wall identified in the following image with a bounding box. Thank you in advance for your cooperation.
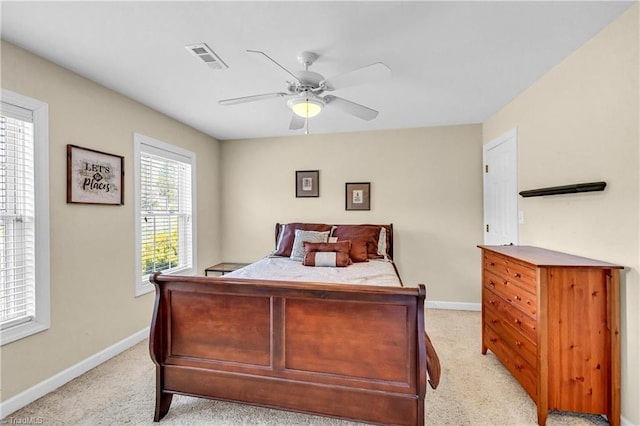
[220,125,484,304]
[0,41,221,400]
[483,5,639,424]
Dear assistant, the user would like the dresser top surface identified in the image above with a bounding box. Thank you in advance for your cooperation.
[478,245,623,269]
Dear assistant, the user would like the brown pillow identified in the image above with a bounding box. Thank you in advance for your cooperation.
[302,241,353,267]
[366,224,392,259]
[331,225,381,261]
[347,239,370,263]
[273,223,332,257]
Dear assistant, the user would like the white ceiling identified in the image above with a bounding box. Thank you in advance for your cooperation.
[1,1,634,141]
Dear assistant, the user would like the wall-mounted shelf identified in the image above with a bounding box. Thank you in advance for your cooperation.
[519,181,606,198]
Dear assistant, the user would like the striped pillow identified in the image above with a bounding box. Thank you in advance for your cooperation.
[302,241,352,267]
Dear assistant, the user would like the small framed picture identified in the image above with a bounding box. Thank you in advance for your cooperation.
[67,144,124,205]
[296,170,319,198]
[345,182,370,211]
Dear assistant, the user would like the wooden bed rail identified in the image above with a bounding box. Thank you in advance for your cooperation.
[149,273,428,425]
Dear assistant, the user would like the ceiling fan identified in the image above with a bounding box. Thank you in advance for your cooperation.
[218,50,392,131]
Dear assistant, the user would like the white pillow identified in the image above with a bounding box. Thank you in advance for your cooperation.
[290,229,330,261]
[377,227,388,258]
[270,223,286,256]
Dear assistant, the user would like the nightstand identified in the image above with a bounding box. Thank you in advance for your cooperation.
[204,262,250,276]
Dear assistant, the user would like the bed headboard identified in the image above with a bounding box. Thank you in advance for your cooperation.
[274,223,394,260]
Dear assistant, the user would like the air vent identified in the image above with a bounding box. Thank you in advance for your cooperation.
[185,43,228,70]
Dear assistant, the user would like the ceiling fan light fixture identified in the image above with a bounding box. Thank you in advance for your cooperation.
[288,96,324,118]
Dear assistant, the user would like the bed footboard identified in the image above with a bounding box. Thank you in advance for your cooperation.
[149,274,428,425]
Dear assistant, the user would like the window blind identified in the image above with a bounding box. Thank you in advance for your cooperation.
[0,102,36,329]
[140,150,192,278]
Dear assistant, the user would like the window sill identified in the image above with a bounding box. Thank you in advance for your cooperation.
[1,319,50,346]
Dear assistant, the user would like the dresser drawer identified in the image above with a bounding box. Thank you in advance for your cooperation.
[484,304,536,367]
[483,270,537,318]
[484,325,537,400]
[483,288,537,343]
[483,251,536,292]
[483,251,507,276]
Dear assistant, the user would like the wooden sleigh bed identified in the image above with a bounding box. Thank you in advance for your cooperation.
[149,223,440,425]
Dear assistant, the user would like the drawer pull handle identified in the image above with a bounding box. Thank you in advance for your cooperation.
[489,300,496,305]
[514,319,522,326]
[489,280,495,287]
[514,295,522,301]
[489,262,495,267]
[515,340,523,347]
[491,319,499,324]
[515,363,523,371]
[514,272,521,278]
[490,338,497,343]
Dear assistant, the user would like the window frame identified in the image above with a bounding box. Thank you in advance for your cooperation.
[133,133,197,297]
[0,89,50,346]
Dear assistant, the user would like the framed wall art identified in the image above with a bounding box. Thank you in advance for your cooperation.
[345,182,370,211]
[296,170,319,198]
[67,144,124,205]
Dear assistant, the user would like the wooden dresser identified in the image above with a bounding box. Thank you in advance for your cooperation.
[478,245,622,426]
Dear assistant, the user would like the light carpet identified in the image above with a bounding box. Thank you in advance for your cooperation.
[5,309,610,425]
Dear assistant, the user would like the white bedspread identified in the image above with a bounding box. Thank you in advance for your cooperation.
[224,256,402,288]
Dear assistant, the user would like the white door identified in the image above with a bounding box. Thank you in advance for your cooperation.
[483,128,518,245]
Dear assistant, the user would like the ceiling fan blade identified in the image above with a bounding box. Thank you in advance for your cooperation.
[219,92,289,106]
[324,95,379,121]
[247,50,300,83]
[289,114,305,130]
[322,62,391,91]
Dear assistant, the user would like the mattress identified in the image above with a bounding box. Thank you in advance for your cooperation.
[224,256,402,287]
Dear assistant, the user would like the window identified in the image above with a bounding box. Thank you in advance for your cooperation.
[134,133,196,296]
[0,89,50,345]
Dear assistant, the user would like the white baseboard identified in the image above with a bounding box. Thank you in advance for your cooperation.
[425,300,481,311]
[621,415,634,426]
[0,327,149,419]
